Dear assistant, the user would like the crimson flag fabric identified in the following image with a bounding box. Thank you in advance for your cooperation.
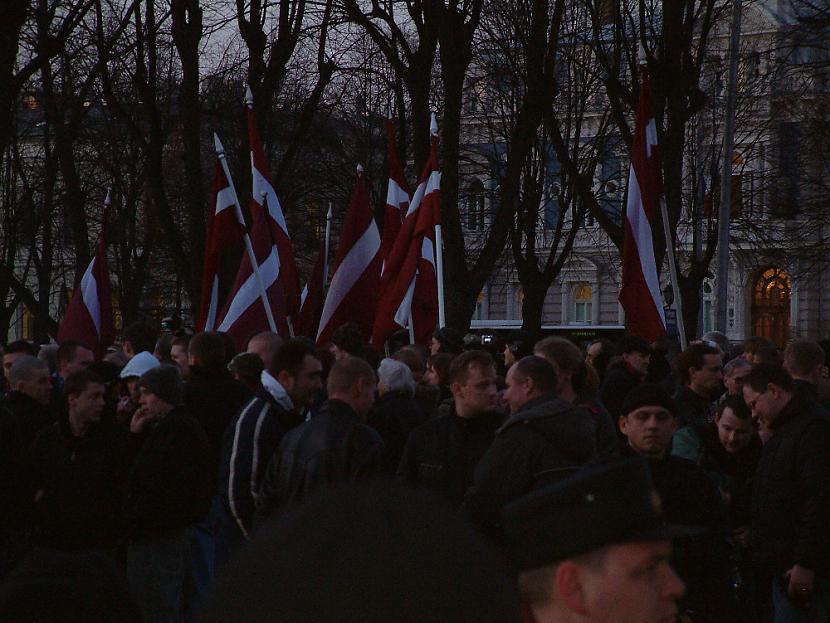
[618,66,667,343]
[247,104,301,322]
[196,161,246,331]
[57,215,115,359]
[317,168,382,345]
[215,194,290,350]
[372,125,441,349]
[380,120,410,264]
[295,241,327,339]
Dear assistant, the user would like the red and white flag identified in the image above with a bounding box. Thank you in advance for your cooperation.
[57,194,115,358]
[295,241,327,339]
[372,116,441,349]
[246,88,301,322]
[619,65,667,343]
[196,152,246,332]
[317,166,382,345]
[380,119,410,265]
[215,193,289,350]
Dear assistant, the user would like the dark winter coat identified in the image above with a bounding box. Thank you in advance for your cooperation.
[397,404,504,507]
[463,394,598,533]
[574,393,619,457]
[673,384,717,429]
[752,392,830,575]
[367,390,429,474]
[185,365,251,494]
[622,445,735,622]
[30,417,132,550]
[123,406,212,539]
[256,399,383,519]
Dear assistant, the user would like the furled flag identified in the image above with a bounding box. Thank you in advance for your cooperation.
[295,241,327,339]
[196,150,246,332]
[57,192,115,358]
[246,87,302,323]
[380,119,410,264]
[618,64,667,343]
[215,193,289,350]
[372,116,441,349]
[317,165,382,345]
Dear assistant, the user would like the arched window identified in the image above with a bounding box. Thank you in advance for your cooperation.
[573,283,593,324]
[467,179,486,231]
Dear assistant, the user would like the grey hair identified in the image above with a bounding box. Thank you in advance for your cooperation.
[723,357,752,377]
[9,355,49,386]
[377,358,416,397]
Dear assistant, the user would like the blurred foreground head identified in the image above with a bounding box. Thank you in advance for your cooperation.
[206,482,520,623]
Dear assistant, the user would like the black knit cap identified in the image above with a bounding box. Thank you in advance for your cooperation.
[138,364,184,406]
[502,457,701,570]
[620,383,677,417]
[206,482,521,623]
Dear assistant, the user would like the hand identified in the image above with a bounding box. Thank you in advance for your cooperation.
[130,406,159,433]
[117,396,136,418]
[732,526,751,548]
[787,563,815,605]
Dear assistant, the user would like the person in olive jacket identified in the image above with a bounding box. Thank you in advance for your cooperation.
[124,365,211,623]
[743,363,830,622]
[463,356,597,536]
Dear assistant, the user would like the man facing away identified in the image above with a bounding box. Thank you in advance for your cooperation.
[464,356,597,536]
[256,357,383,519]
[397,350,504,507]
[599,335,652,421]
[743,363,830,622]
[502,457,689,623]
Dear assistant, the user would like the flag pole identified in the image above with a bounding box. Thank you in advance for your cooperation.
[213,133,277,334]
[659,196,688,350]
[431,112,446,329]
[324,201,332,291]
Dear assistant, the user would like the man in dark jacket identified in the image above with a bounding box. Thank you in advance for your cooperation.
[397,350,504,507]
[183,332,250,620]
[30,370,131,552]
[368,358,427,473]
[673,343,723,429]
[784,339,829,409]
[217,339,322,557]
[599,335,652,420]
[620,384,735,622]
[256,357,383,518]
[463,355,597,535]
[125,365,211,623]
[743,363,830,621]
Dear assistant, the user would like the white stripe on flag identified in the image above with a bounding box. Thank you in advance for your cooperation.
[79,258,101,337]
[386,179,409,209]
[317,224,381,339]
[394,274,417,328]
[217,250,281,331]
[215,186,235,215]
[251,160,289,235]
[421,237,435,267]
[626,166,666,326]
[205,275,220,331]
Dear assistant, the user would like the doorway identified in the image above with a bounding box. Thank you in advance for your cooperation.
[751,267,791,348]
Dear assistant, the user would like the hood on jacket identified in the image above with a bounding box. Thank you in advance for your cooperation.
[120,351,160,379]
[261,370,294,411]
[498,394,577,433]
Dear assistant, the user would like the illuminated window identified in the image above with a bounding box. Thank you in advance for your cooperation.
[573,283,593,324]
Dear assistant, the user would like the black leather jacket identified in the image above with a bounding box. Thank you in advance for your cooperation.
[463,394,598,533]
[256,399,383,519]
[752,392,830,573]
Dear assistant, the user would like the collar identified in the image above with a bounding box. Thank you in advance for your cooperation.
[261,370,294,410]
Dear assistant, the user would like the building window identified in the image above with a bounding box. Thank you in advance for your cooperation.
[467,179,486,231]
[573,283,592,324]
[473,287,488,321]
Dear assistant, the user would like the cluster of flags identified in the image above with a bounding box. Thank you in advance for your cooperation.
[58,63,678,353]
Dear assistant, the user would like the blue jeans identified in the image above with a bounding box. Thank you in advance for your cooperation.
[770,572,830,623]
[127,528,190,623]
[184,497,221,623]
[214,499,246,571]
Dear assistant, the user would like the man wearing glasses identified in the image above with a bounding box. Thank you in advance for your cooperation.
[743,363,830,622]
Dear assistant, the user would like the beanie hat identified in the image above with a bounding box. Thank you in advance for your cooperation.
[119,351,160,379]
[138,364,184,406]
[620,383,677,417]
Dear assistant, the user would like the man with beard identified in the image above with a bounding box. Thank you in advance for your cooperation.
[398,350,503,507]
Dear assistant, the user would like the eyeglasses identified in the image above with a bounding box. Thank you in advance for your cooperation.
[746,390,768,411]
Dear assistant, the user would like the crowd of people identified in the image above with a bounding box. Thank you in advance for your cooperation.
[1,321,830,623]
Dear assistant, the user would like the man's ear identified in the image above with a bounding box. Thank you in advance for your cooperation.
[450,381,461,396]
[276,369,294,390]
[554,561,589,615]
[618,415,628,435]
